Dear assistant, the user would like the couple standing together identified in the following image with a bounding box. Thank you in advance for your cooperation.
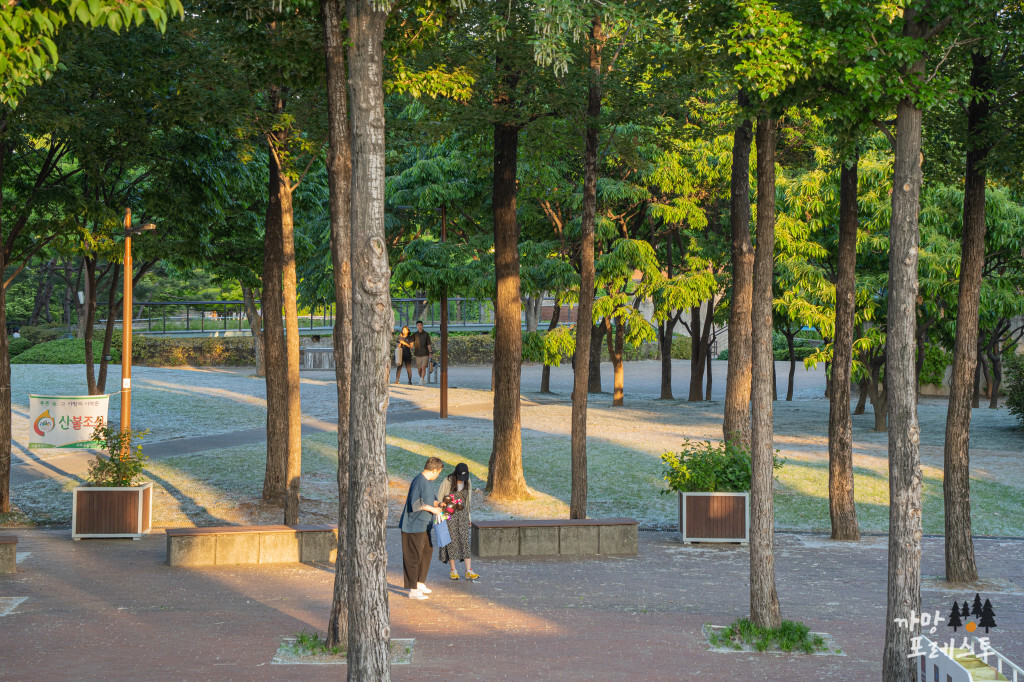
[395,320,432,385]
[399,457,478,600]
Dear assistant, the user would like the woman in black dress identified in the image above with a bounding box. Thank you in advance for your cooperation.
[394,326,414,384]
[437,462,478,580]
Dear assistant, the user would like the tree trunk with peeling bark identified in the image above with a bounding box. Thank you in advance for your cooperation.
[749,118,781,629]
[321,0,352,648]
[724,95,754,447]
[487,119,529,500]
[262,121,288,504]
[883,17,925,679]
[0,247,9,513]
[829,159,860,542]
[570,16,601,519]
[280,172,302,525]
[242,286,265,377]
[346,0,391,675]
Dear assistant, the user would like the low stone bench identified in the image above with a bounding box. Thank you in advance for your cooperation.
[0,535,16,574]
[166,524,337,567]
[471,518,638,558]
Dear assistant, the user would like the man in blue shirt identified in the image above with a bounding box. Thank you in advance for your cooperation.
[399,456,444,599]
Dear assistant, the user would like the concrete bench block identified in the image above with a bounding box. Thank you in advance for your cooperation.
[519,526,559,556]
[599,524,638,556]
[167,534,215,567]
[473,526,520,557]
[216,533,259,565]
[300,529,338,563]
[559,525,599,556]
[0,536,16,574]
[259,531,300,564]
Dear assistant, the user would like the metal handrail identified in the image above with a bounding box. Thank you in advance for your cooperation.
[975,636,1023,682]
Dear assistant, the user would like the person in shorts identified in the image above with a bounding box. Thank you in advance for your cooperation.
[412,320,432,385]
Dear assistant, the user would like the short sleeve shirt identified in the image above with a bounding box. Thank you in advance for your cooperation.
[412,330,431,356]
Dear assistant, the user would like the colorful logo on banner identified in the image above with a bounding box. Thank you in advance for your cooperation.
[28,395,109,448]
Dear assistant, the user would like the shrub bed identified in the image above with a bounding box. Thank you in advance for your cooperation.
[132,337,256,366]
[11,338,107,364]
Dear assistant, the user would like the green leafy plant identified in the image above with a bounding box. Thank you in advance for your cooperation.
[707,618,828,654]
[660,439,783,493]
[919,345,952,387]
[287,630,343,657]
[1006,352,1024,429]
[86,425,149,487]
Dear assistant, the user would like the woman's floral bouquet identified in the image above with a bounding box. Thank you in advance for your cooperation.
[438,493,465,520]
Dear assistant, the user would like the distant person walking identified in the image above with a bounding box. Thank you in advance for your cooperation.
[412,320,432,385]
[394,326,414,384]
[399,456,444,599]
[438,462,478,581]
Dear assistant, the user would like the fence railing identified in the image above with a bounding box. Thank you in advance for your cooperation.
[93,298,575,335]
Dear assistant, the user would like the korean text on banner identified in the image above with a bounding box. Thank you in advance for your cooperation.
[29,394,109,448]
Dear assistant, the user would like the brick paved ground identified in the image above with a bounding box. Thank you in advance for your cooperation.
[2,529,1022,680]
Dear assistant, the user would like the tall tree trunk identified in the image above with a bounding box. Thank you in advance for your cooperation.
[280,177,302,525]
[750,118,781,628]
[972,343,982,408]
[942,52,989,584]
[262,125,288,504]
[29,257,56,326]
[588,323,604,392]
[82,258,100,396]
[988,345,1001,409]
[487,120,528,500]
[883,18,925,679]
[724,93,754,447]
[688,306,706,401]
[705,338,713,400]
[97,263,120,395]
[855,376,869,414]
[571,17,601,518]
[785,332,795,401]
[658,318,676,399]
[829,159,860,542]
[0,249,10,514]
[540,302,560,393]
[322,0,352,648]
[608,318,624,406]
[868,362,888,432]
[346,0,391,675]
[242,286,266,377]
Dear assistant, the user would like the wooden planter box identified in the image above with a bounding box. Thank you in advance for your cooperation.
[678,491,749,544]
[72,482,153,540]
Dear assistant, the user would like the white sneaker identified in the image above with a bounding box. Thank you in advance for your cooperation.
[408,589,427,600]
[416,582,432,594]
[418,376,424,385]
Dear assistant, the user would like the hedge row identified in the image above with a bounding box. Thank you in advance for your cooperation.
[9,331,704,367]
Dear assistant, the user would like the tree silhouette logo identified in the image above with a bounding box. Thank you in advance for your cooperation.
[948,593,997,634]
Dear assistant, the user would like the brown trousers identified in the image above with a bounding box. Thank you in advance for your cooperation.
[401,531,432,589]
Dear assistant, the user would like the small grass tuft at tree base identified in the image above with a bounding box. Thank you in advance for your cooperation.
[708,618,828,654]
[287,630,344,657]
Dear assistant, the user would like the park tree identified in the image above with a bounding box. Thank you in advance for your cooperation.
[319,0,351,649]
[344,0,391,674]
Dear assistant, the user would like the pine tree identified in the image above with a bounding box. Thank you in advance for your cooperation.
[978,599,997,633]
[961,601,970,619]
[947,601,964,632]
[972,593,984,617]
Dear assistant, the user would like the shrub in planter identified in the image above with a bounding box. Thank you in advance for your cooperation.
[72,425,152,540]
[661,440,783,543]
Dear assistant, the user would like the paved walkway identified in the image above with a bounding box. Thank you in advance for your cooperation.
[2,529,1022,679]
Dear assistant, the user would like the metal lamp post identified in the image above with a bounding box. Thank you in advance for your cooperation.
[120,208,155,450]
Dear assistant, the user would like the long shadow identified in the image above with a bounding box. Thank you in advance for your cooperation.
[142,469,235,528]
